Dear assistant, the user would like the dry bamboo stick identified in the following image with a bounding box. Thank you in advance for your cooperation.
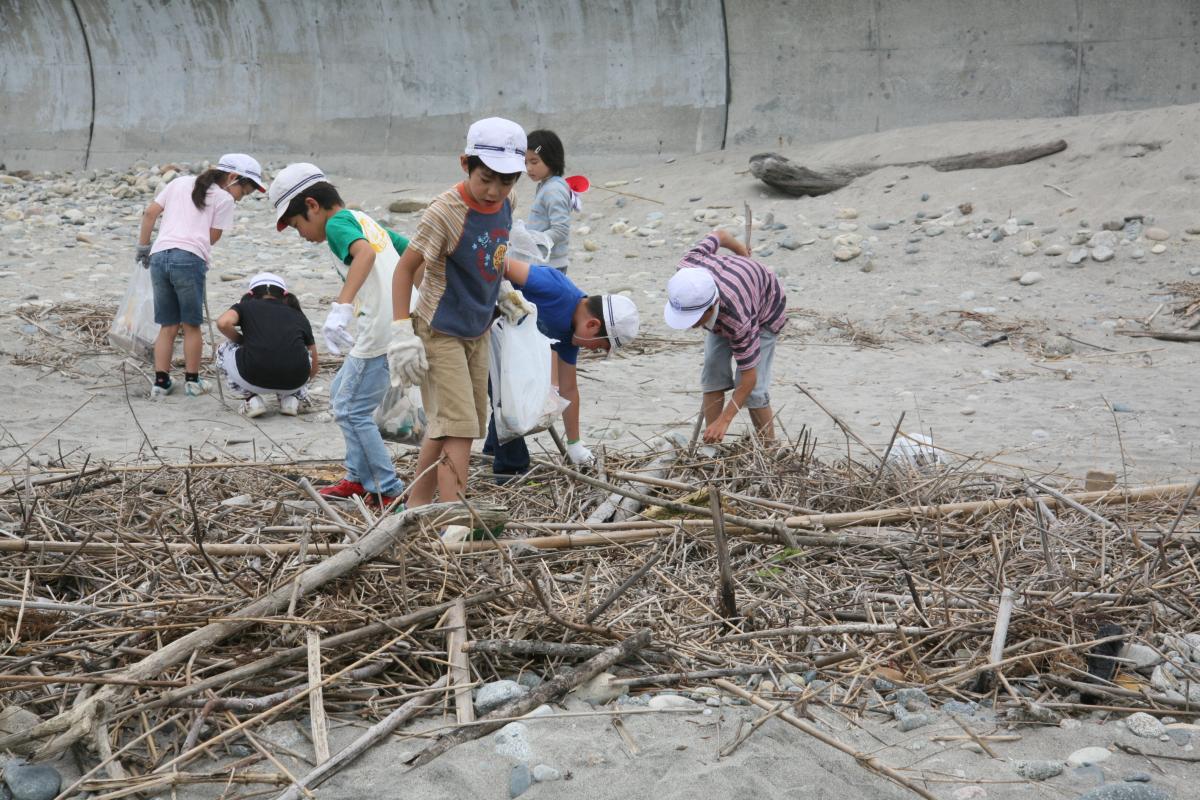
[306,631,331,764]
[446,599,475,724]
[717,623,928,643]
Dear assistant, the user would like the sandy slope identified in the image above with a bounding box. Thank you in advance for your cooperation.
[2,104,1199,798]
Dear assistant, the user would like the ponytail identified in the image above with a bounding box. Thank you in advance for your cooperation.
[191,168,231,210]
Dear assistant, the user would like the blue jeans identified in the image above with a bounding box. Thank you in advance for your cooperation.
[330,355,403,496]
[150,248,207,326]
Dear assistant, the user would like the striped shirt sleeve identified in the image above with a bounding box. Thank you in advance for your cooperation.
[411,190,465,326]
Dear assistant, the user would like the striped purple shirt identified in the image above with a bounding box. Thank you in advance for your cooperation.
[677,234,787,370]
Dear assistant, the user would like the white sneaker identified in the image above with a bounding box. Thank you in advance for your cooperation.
[184,378,211,397]
[150,380,175,400]
[279,395,300,416]
[242,394,267,418]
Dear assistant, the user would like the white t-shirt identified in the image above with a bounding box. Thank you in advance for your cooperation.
[151,176,235,263]
[329,210,398,359]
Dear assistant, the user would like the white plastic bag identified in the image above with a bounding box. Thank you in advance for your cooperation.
[489,309,567,443]
[507,219,554,264]
[886,432,949,470]
[374,384,426,446]
[108,262,159,361]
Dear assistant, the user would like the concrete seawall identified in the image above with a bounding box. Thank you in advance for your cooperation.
[3,0,1199,176]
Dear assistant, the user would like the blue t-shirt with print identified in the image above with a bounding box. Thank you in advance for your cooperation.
[516,265,586,365]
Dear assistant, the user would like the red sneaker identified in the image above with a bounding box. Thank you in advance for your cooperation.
[364,493,403,512]
[318,479,366,499]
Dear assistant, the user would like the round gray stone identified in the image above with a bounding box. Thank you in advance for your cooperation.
[509,763,532,798]
[1125,712,1165,739]
[476,680,528,715]
[2,761,62,800]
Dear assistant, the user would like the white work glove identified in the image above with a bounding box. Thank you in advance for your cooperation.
[135,244,151,269]
[322,302,356,356]
[387,318,428,388]
[497,280,535,323]
[566,440,594,466]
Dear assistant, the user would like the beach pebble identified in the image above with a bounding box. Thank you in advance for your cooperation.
[648,694,702,712]
[1077,785,1171,800]
[893,688,931,711]
[1124,773,1153,783]
[476,680,528,715]
[388,198,428,213]
[1067,746,1112,767]
[532,764,562,783]
[1019,271,1043,286]
[835,207,858,219]
[1130,248,1146,259]
[1017,240,1039,256]
[1151,243,1167,254]
[925,226,944,237]
[1044,244,1065,256]
[610,222,628,234]
[868,221,890,230]
[1091,245,1115,262]
[894,707,932,731]
[572,671,626,705]
[833,246,861,262]
[1067,247,1088,264]
[583,239,599,252]
[1014,760,1064,781]
[778,236,803,250]
[1144,227,1170,241]
[2,761,61,800]
[920,193,930,202]
[509,763,532,798]
[1125,712,1165,738]
[494,722,532,762]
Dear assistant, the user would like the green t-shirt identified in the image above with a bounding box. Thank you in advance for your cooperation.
[325,208,409,266]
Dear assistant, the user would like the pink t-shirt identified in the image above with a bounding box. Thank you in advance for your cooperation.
[150,176,235,263]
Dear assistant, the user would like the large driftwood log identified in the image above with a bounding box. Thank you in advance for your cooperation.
[750,139,1068,196]
[0,502,506,759]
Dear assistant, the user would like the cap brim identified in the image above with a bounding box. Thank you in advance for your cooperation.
[479,153,526,175]
[663,302,705,330]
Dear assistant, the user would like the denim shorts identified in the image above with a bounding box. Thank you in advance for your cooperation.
[699,329,778,409]
[150,248,207,326]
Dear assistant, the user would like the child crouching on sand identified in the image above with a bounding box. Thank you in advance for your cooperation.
[216,273,317,418]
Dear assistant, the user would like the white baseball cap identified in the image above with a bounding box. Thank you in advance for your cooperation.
[216,153,266,191]
[268,163,327,231]
[465,117,527,175]
[248,272,287,292]
[602,294,640,356]
[663,268,719,329]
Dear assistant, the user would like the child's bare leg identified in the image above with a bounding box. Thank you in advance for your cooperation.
[437,437,472,502]
[154,324,179,373]
[406,437,445,508]
[749,406,775,442]
[181,324,203,374]
[702,391,726,426]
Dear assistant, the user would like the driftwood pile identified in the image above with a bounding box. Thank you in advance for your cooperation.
[1,433,1197,798]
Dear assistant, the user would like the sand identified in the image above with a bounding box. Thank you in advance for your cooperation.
[2,103,1199,797]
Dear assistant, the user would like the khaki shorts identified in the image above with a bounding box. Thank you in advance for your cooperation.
[415,316,490,439]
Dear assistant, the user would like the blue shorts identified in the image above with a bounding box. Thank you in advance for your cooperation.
[150,248,207,326]
[700,329,778,409]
